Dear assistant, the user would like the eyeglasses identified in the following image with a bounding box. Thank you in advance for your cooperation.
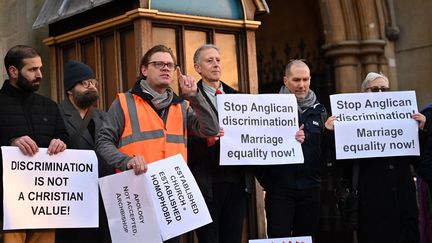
[81,79,98,88]
[148,61,176,71]
[367,86,389,92]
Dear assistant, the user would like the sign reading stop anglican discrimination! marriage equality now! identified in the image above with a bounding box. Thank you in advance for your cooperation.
[330,91,420,160]
[217,94,304,165]
[2,146,98,230]
[99,154,211,243]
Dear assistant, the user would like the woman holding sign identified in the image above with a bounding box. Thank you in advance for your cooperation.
[327,72,424,243]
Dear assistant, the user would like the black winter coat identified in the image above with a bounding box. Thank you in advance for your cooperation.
[256,102,329,189]
[0,80,69,224]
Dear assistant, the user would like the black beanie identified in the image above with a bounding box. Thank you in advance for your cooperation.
[63,60,95,92]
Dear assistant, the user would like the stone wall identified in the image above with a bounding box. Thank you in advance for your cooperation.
[394,0,432,108]
[0,0,50,96]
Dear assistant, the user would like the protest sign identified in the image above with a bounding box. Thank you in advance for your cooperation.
[249,236,312,243]
[99,170,162,243]
[2,146,98,230]
[144,154,211,240]
[330,91,420,159]
[217,94,304,165]
[99,154,211,242]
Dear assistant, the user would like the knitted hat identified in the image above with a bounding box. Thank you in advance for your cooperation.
[63,60,95,92]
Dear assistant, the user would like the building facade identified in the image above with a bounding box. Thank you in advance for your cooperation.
[1,0,431,241]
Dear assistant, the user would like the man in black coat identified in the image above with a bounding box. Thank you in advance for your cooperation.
[256,60,329,240]
[0,45,69,243]
[187,44,251,243]
[56,60,113,243]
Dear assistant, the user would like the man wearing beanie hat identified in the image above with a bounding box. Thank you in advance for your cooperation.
[57,60,113,243]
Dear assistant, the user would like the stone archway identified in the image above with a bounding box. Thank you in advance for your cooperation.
[319,0,393,93]
[253,0,395,241]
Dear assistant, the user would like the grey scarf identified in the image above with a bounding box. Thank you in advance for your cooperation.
[140,79,174,110]
[279,86,317,112]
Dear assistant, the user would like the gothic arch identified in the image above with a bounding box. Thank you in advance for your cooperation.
[319,0,392,92]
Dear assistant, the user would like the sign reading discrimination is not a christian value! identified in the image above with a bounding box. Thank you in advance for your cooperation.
[217,94,304,165]
[99,154,211,243]
[2,146,98,230]
[330,91,420,160]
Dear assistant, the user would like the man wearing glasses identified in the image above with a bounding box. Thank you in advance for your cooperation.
[95,45,219,243]
[57,60,113,243]
[326,72,423,243]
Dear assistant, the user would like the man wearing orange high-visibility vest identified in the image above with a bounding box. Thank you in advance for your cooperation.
[95,45,219,243]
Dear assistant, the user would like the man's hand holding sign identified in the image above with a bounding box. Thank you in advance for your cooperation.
[2,147,98,230]
[99,154,211,243]
[217,93,304,165]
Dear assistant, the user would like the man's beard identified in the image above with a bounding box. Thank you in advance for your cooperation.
[73,90,99,109]
[16,72,41,92]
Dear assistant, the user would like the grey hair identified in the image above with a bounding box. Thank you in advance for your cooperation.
[361,72,389,91]
[193,44,220,64]
[284,59,308,76]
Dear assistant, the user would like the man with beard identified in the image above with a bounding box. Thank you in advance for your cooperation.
[0,45,69,243]
[57,60,112,243]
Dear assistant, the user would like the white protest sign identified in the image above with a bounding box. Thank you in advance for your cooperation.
[249,236,312,243]
[99,154,211,242]
[144,154,212,240]
[217,94,304,165]
[330,91,420,159]
[2,146,98,230]
[99,170,162,243]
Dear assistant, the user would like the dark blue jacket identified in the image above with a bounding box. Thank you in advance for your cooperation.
[256,102,329,189]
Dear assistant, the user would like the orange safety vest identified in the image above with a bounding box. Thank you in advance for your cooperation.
[117,92,188,166]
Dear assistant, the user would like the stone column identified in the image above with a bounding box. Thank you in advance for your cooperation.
[323,41,361,92]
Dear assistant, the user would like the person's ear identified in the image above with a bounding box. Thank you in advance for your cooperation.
[141,65,148,77]
[194,63,201,74]
[8,66,19,79]
[283,76,289,86]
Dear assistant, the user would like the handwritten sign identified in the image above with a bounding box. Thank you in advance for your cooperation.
[99,154,211,242]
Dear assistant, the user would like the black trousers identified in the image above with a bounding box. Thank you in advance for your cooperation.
[195,182,247,243]
[265,186,321,238]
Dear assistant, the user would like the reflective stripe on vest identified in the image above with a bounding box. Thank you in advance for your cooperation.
[117,92,188,164]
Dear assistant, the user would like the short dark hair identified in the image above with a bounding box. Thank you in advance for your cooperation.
[4,45,40,76]
[139,45,176,78]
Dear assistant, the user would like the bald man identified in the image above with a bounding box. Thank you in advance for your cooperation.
[257,60,329,239]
